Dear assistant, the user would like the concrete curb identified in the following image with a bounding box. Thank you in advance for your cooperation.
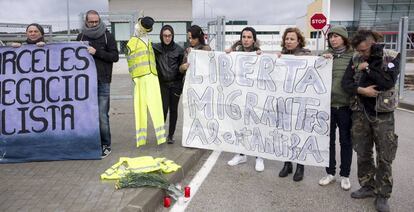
[121,148,206,212]
[398,101,414,111]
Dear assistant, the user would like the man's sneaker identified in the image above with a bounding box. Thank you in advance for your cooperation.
[227,154,247,166]
[341,177,351,190]
[350,186,376,199]
[167,137,175,144]
[255,157,264,172]
[375,197,390,212]
[101,146,111,159]
[319,174,336,186]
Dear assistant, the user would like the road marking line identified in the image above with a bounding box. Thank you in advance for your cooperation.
[170,150,222,212]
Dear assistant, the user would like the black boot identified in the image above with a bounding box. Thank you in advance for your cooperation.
[350,186,376,199]
[279,162,292,177]
[375,197,390,212]
[293,164,304,181]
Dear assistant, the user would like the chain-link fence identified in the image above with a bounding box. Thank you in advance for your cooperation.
[0,12,190,54]
[0,23,53,44]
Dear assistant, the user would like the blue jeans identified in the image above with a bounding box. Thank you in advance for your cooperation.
[98,82,111,147]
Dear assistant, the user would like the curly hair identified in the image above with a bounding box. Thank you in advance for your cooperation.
[351,29,383,48]
[281,27,306,48]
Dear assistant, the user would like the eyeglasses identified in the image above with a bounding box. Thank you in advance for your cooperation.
[87,21,99,24]
[163,34,173,38]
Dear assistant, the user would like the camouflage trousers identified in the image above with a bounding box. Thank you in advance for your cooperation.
[351,111,398,198]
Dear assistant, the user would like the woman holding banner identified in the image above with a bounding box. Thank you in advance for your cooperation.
[278,27,311,181]
[318,25,353,190]
[225,27,266,172]
[179,25,211,74]
[11,23,46,47]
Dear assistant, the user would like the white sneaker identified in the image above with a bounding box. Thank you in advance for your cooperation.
[319,174,336,186]
[255,157,264,172]
[341,177,351,190]
[227,154,247,166]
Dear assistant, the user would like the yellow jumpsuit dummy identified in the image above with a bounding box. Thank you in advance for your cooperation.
[127,17,166,147]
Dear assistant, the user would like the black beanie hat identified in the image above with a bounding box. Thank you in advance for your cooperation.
[26,23,45,36]
[139,16,154,32]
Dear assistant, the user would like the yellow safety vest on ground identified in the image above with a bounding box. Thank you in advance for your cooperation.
[101,156,181,180]
[127,37,157,78]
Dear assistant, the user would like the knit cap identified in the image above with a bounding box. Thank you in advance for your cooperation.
[328,25,348,39]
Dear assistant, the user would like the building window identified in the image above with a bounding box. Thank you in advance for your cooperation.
[310,31,322,38]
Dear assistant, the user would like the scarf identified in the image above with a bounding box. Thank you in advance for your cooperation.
[82,21,106,39]
[333,46,347,55]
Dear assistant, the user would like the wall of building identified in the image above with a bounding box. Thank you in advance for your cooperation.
[330,0,354,21]
[109,0,192,21]
[305,0,323,38]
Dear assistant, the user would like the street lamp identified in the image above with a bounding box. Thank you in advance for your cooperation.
[203,0,214,19]
[66,0,70,41]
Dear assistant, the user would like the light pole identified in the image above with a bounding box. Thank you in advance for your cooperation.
[205,2,213,19]
[204,2,213,19]
[66,0,70,41]
[203,0,206,19]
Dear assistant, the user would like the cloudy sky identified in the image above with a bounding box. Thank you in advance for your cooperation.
[0,0,108,31]
[0,0,313,31]
[193,0,314,25]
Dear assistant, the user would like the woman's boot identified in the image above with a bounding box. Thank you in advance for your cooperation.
[279,162,292,177]
[293,164,304,181]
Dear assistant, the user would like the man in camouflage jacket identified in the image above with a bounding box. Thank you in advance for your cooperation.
[342,29,400,212]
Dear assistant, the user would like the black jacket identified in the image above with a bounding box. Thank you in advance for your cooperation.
[341,44,400,114]
[153,42,184,84]
[76,30,119,83]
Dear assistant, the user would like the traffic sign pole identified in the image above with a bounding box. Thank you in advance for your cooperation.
[310,13,327,54]
[316,30,320,55]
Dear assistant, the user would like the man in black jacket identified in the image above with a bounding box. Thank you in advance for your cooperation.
[77,10,119,158]
[341,30,399,212]
[153,25,184,144]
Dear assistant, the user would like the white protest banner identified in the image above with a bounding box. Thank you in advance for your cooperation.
[182,50,332,167]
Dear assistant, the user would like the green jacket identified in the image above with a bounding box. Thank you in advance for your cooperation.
[325,48,354,107]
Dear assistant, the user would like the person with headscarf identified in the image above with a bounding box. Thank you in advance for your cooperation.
[76,10,119,158]
[11,23,46,47]
[126,16,166,148]
[153,25,185,144]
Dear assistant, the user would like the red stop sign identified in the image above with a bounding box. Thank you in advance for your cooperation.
[310,13,327,30]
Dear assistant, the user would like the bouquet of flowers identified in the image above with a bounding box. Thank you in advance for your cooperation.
[116,172,183,199]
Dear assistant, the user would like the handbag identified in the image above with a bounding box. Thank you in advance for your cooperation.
[375,88,398,112]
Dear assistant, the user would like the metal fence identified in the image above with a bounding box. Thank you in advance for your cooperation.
[0,23,53,44]
[0,12,190,54]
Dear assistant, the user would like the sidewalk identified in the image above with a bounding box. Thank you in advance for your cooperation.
[399,62,414,110]
[0,71,205,211]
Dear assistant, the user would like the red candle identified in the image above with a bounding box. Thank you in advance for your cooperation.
[164,196,171,207]
[184,186,191,198]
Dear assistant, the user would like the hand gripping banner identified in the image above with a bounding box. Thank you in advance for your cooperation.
[182,50,333,167]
